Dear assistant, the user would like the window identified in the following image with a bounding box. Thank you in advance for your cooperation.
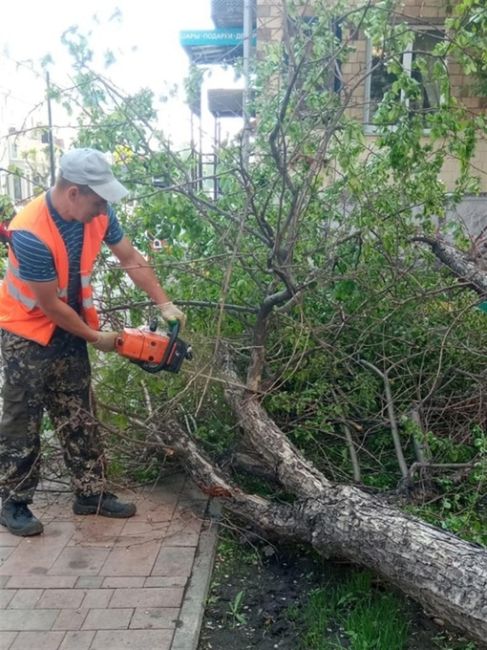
[285,14,343,117]
[365,29,444,127]
[33,174,44,188]
[13,175,22,202]
[9,140,19,159]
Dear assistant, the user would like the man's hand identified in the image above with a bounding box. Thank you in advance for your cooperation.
[90,331,119,353]
[157,302,187,331]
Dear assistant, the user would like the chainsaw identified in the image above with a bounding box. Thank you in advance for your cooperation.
[115,319,192,374]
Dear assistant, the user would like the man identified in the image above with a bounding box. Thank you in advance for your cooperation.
[0,148,185,536]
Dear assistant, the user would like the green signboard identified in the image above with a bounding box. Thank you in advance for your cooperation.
[179,28,255,48]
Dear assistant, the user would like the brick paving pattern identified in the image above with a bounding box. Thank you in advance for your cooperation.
[0,475,210,650]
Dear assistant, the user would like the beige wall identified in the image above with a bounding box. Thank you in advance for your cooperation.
[256,0,284,47]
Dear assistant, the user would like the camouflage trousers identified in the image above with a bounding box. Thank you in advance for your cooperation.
[0,329,106,503]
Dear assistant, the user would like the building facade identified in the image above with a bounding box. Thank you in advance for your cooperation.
[0,59,54,211]
[255,0,487,197]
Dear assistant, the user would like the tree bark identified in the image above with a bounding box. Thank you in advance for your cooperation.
[413,235,487,295]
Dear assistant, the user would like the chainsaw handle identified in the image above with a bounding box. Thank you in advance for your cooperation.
[159,321,180,366]
[166,321,180,346]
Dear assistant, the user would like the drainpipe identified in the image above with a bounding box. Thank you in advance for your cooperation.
[242,0,252,169]
[45,72,56,186]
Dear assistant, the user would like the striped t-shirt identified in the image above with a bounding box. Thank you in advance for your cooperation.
[10,191,124,311]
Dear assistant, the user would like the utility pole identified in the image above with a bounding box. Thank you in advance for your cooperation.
[45,72,56,186]
[242,0,252,170]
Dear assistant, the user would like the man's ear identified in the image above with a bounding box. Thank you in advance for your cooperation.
[66,185,80,202]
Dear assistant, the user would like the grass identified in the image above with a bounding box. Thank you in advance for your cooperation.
[292,571,410,650]
[204,531,479,650]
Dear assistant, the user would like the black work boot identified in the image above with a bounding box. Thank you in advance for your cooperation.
[73,492,136,518]
[0,500,44,536]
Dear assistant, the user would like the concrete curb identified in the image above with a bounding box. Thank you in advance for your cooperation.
[171,500,221,650]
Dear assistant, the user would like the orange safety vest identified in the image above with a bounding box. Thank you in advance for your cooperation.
[0,194,108,345]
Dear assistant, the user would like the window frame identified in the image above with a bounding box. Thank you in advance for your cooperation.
[363,25,445,134]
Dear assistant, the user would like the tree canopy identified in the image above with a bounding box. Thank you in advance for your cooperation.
[3,0,487,643]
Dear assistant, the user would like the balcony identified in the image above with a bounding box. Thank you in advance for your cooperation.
[208,88,244,118]
[211,0,256,28]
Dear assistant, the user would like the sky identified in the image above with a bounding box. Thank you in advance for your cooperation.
[0,0,242,149]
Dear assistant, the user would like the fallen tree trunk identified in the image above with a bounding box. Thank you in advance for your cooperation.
[413,235,487,295]
[153,357,487,646]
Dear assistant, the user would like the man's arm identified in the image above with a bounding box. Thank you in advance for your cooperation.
[108,236,171,305]
[108,236,186,329]
[25,279,99,342]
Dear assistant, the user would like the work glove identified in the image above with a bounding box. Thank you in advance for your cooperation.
[157,301,187,331]
[90,331,119,353]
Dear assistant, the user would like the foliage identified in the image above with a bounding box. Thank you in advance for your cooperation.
[0,195,15,220]
[184,64,206,115]
[226,590,248,628]
[35,0,487,541]
[407,425,487,545]
[444,1,487,94]
[0,194,14,272]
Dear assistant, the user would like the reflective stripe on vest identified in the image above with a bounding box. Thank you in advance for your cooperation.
[5,261,68,309]
[6,277,37,309]
[80,272,95,311]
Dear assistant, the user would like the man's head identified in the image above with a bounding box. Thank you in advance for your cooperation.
[53,148,128,223]
[60,148,128,203]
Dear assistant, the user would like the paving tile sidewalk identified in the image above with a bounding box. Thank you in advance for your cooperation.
[0,475,218,650]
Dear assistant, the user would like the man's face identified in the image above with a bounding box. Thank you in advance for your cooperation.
[67,186,108,223]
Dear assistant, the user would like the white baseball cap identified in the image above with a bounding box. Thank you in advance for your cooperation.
[59,148,129,203]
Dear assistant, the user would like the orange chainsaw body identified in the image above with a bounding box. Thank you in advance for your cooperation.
[115,328,172,365]
[115,324,191,374]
